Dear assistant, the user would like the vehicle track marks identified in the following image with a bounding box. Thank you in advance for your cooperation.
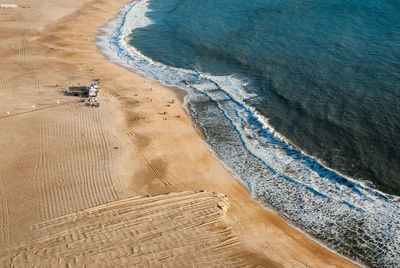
[31,101,121,221]
[0,191,250,267]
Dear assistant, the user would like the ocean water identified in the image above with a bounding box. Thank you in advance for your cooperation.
[96,0,400,267]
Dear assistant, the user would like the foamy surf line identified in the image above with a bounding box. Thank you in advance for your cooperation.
[96,0,400,267]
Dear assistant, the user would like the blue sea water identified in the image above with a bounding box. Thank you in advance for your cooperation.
[97,0,400,266]
[130,0,400,196]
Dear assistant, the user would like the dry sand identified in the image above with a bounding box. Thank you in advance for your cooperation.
[0,0,359,267]
[0,191,253,267]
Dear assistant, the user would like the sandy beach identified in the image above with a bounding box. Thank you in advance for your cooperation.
[0,0,359,266]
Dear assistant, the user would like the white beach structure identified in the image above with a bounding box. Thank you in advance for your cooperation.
[0,4,18,8]
[65,79,100,107]
[88,80,100,97]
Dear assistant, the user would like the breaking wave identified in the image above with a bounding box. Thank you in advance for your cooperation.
[96,1,400,267]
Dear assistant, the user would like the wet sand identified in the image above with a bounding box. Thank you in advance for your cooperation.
[0,0,358,267]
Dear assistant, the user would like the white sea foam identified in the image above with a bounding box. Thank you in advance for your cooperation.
[96,1,400,266]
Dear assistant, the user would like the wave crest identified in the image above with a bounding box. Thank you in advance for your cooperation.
[96,1,400,267]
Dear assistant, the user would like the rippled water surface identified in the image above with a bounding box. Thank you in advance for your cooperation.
[130,0,400,196]
[97,0,400,266]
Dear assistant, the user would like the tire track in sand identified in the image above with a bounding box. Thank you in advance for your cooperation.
[0,176,11,248]
[0,191,251,267]
[33,99,120,221]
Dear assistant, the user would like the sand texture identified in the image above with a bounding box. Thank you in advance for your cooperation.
[0,191,253,267]
[0,0,358,267]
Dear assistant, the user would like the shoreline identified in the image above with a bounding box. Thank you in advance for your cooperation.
[96,1,362,266]
[0,0,359,266]
[98,1,400,267]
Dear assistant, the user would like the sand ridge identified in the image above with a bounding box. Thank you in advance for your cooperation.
[0,191,253,267]
[0,0,358,267]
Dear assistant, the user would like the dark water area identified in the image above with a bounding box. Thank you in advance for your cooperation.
[129,0,400,195]
[98,0,400,266]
